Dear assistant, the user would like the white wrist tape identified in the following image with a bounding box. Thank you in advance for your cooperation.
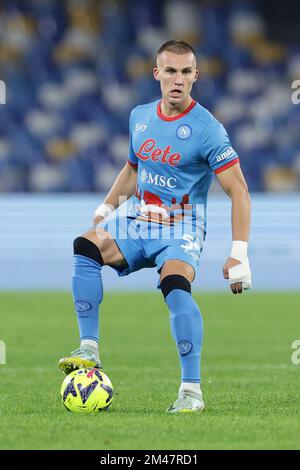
[230,240,248,262]
[229,240,252,290]
[94,203,114,219]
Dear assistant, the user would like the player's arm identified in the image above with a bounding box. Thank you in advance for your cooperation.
[94,162,137,226]
[216,162,252,294]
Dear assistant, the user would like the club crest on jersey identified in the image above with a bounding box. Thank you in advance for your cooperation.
[176,124,192,140]
[136,139,181,166]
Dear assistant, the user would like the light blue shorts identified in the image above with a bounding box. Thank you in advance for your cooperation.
[102,215,204,280]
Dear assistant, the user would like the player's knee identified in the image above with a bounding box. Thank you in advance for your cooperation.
[73,236,104,265]
[160,274,191,300]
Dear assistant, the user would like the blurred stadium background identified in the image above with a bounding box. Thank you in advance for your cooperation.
[0,0,299,291]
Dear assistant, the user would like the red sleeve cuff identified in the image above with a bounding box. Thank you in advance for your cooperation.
[127,160,138,169]
[214,158,239,174]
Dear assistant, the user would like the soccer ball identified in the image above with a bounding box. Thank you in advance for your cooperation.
[61,368,114,412]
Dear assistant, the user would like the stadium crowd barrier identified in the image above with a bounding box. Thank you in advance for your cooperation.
[0,193,299,291]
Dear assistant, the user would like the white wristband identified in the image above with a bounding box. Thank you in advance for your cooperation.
[94,203,114,219]
[230,240,248,262]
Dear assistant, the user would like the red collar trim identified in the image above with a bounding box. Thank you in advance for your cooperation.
[157,99,196,121]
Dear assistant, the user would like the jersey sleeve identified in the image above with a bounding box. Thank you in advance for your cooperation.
[201,121,239,174]
[128,109,138,168]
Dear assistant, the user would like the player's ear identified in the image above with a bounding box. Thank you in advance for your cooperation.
[153,67,160,81]
[193,69,199,82]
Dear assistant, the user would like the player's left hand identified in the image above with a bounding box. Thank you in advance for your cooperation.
[223,257,252,294]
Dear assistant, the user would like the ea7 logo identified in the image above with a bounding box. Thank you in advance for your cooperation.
[291,340,300,365]
[135,123,147,132]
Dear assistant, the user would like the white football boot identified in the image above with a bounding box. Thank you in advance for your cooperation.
[166,389,204,413]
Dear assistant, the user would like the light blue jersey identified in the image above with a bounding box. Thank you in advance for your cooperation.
[103,99,239,278]
[126,99,239,233]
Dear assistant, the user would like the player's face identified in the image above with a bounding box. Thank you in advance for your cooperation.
[154,51,198,106]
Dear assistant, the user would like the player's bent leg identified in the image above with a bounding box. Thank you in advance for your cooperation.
[160,261,204,413]
[160,259,195,284]
[59,228,127,374]
[82,227,128,268]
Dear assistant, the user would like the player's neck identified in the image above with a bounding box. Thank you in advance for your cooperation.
[160,97,193,117]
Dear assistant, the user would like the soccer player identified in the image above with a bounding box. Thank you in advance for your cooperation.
[59,40,252,413]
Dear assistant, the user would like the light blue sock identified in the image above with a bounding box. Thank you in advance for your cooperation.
[72,254,103,343]
[165,290,203,383]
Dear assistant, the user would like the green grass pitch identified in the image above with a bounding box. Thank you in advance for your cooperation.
[0,291,300,450]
